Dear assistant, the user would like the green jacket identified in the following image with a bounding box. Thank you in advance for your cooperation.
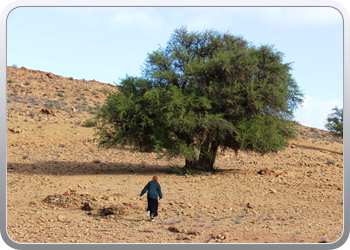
[140,181,162,200]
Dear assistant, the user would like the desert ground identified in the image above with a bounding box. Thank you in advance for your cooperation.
[6,66,343,243]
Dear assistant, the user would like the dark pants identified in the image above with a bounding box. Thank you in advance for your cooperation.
[147,198,158,217]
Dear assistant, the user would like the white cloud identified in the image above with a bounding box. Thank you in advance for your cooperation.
[56,7,164,32]
[255,7,342,29]
[294,95,342,130]
[56,7,103,28]
[55,7,342,33]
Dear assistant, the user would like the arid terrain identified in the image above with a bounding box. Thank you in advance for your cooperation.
[6,66,343,244]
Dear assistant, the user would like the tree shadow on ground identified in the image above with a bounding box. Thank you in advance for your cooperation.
[7,160,174,177]
[296,144,343,155]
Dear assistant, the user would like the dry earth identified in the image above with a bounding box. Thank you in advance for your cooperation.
[6,66,344,244]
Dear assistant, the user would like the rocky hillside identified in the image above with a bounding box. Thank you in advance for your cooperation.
[6,66,343,244]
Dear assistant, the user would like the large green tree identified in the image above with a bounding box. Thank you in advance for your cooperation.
[325,106,343,138]
[95,27,303,171]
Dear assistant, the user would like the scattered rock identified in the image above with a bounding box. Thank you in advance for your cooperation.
[81,202,93,211]
[29,201,38,206]
[8,127,22,134]
[56,215,65,222]
[98,204,132,216]
[46,72,55,79]
[176,235,190,240]
[247,203,253,209]
[318,238,327,243]
[99,206,115,216]
[122,202,139,209]
[187,229,200,236]
[270,189,277,194]
[257,168,275,176]
[168,226,181,233]
[143,229,154,233]
[210,233,219,239]
[40,108,60,116]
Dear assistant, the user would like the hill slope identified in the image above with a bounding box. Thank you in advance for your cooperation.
[6,66,343,244]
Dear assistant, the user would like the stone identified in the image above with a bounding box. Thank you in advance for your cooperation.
[81,202,93,211]
[318,238,327,243]
[168,226,180,233]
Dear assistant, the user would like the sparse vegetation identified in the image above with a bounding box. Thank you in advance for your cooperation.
[29,110,35,119]
[83,119,97,128]
[325,106,343,138]
[327,159,335,165]
[5,65,343,244]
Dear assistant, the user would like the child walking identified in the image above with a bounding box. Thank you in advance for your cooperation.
[139,176,162,221]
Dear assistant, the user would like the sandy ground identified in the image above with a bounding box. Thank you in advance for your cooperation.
[6,66,343,244]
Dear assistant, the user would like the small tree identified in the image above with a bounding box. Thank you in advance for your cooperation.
[325,106,343,138]
[95,27,303,171]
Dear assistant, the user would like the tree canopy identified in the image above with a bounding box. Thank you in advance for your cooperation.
[95,27,304,171]
[325,106,343,138]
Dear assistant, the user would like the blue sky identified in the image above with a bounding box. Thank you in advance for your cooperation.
[7,6,343,130]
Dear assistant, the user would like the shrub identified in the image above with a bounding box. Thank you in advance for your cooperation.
[7,80,14,83]
[325,106,343,138]
[24,82,30,86]
[30,110,35,118]
[57,93,64,97]
[327,159,335,165]
[83,119,97,127]
[93,159,101,164]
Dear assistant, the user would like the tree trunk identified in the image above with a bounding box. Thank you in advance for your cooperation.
[184,142,219,172]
